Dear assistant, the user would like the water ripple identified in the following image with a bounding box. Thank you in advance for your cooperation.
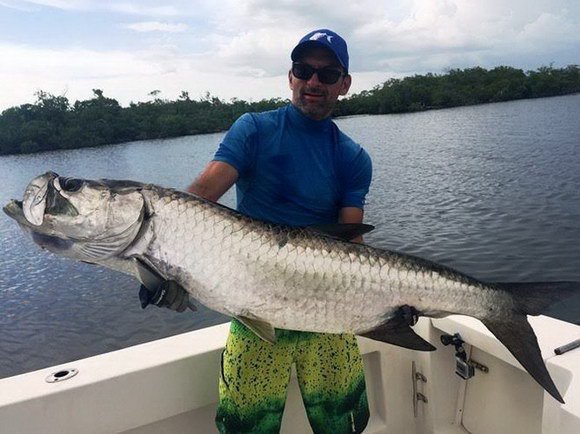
[1,95,580,378]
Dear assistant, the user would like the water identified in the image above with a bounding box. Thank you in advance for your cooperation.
[1,94,579,379]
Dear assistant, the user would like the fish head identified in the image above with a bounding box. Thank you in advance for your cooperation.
[3,171,145,262]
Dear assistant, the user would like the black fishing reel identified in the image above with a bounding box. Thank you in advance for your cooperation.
[441,333,475,380]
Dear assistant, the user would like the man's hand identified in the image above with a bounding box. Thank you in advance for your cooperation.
[139,280,195,313]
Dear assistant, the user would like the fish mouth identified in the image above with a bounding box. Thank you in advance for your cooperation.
[3,199,27,225]
[16,171,78,227]
[22,171,58,226]
[3,198,76,253]
[4,171,79,230]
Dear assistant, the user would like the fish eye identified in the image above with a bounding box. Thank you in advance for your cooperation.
[59,177,84,192]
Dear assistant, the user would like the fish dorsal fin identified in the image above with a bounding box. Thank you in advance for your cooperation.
[236,316,277,344]
[308,223,375,242]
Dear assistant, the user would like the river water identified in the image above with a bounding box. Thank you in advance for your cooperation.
[1,94,579,379]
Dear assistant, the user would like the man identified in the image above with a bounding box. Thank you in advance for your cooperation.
[190,29,372,433]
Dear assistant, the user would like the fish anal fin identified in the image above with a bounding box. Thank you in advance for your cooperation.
[482,316,565,403]
[360,320,436,351]
[308,223,375,242]
[236,316,277,344]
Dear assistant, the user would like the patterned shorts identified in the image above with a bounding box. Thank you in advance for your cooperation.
[216,319,369,434]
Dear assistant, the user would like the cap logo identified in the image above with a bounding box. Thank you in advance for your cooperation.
[309,32,333,44]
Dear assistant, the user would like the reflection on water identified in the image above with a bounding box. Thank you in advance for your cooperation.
[1,94,579,379]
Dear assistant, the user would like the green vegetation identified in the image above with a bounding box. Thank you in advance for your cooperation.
[1,65,578,155]
[0,89,286,155]
[336,64,580,116]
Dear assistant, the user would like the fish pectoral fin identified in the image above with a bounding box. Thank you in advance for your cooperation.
[360,320,436,351]
[134,260,196,313]
[307,223,375,242]
[134,257,165,290]
[236,316,277,344]
[481,316,564,403]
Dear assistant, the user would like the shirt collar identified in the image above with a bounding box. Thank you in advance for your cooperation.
[287,104,333,132]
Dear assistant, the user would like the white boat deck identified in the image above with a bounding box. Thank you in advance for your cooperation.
[0,316,578,433]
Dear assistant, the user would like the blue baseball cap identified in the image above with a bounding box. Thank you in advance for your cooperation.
[291,29,349,72]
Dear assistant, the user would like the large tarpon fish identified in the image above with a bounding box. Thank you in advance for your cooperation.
[4,172,579,403]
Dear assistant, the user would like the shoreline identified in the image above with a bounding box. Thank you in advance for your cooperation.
[1,63,579,156]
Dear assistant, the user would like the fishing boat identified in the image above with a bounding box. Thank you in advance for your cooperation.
[0,314,578,433]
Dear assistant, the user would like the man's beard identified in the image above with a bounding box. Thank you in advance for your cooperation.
[296,87,333,120]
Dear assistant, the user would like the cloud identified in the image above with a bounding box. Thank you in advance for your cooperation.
[516,12,579,50]
[1,0,214,16]
[1,0,90,10]
[108,2,181,17]
[0,0,38,11]
[1,0,579,110]
[122,21,188,33]
[193,0,579,76]
[0,41,292,109]
[0,43,170,80]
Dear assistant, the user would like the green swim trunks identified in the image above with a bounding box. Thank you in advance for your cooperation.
[216,319,369,434]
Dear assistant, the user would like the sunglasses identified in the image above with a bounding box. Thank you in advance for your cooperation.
[291,62,346,85]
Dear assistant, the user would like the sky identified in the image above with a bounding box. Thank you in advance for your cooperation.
[0,0,579,110]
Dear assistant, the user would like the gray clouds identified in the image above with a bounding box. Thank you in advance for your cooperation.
[0,0,578,109]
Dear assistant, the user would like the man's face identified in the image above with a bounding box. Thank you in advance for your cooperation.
[288,47,351,121]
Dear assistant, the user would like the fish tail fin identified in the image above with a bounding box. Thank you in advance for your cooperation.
[495,281,580,317]
[479,281,580,404]
[481,315,564,403]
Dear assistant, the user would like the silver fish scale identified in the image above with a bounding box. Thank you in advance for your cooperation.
[135,187,512,334]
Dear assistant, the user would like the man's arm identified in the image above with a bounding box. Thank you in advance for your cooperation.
[187,161,239,202]
[339,207,365,243]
